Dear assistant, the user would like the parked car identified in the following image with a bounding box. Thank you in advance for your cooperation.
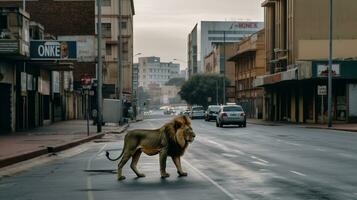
[216,105,246,127]
[190,106,205,119]
[205,105,221,121]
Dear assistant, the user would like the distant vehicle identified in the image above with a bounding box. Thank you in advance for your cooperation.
[164,108,174,115]
[181,109,191,116]
[205,105,221,121]
[216,105,246,128]
[190,106,205,119]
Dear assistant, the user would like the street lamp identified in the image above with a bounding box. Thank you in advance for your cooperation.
[328,0,333,127]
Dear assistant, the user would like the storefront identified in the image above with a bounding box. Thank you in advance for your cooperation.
[256,60,357,123]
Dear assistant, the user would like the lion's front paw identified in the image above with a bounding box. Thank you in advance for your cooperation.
[161,172,170,178]
[178,172,188,177]
[117,176,126,181]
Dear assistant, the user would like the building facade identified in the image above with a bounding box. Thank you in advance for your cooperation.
[199,21,264,73]
[0,0,95,132]
[187,24,198,78]
[138,57,180,88]
[228,30,266,119]
[256,0,357,123]
[96,0,135,101]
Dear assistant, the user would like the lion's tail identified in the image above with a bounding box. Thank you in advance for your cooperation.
[105,148,124,161]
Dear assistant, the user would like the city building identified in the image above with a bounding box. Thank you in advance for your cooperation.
[187,24,198,78]
[0,0,95,132]
[96,0,135,101]
[138,57,180,88]
[204,43,237,103]
[255,0,357,123]
[228,29,266,119]
[188,21,263,75]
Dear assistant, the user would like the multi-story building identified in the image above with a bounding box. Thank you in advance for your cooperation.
[204,43,237,103]
[0,0,95,132]
[187,24,198,78]
[188,21,263,74]
[138,57,180,88]
[96,0,135,101]
[255,0,357,123]
[0,7,29,132]
[132,63,139,99]
[228,30,266,119]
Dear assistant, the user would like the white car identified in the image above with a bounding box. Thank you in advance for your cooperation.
[216,105,246,127]
[190,106,205,119]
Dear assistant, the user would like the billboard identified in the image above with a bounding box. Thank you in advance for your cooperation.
[30,41,77,60]
[58,36,96,62]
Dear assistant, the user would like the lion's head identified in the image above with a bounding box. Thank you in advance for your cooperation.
[173,116,196,148]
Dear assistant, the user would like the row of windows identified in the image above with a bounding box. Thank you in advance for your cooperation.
[208,37,244,41]
[99,22,128,38]
[208,30,256,35]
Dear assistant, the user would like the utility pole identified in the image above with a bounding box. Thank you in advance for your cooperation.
[328,0,333,128]
[222,31,226,105]
[97,0,103,132]
[118,0,124,124]
[23,0,25,11]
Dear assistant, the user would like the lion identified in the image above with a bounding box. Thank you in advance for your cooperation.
[106,115,196,181]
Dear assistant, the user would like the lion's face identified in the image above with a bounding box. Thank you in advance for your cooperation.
[183,125,195,143]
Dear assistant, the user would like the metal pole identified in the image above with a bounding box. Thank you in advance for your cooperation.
[216,80,218,105]
[86,92,89,136]
[328,0,333,128]
[23,0,25,11]
[223,31,226,105]
[97,0,103,132]
[118,0,124,124]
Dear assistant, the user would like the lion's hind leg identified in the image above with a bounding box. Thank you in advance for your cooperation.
[117,152,131,181]
[130,149,145,178]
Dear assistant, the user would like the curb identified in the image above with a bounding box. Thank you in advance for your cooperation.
[304,126,357,133]
[0,133,105,169]
[105,124,129,134]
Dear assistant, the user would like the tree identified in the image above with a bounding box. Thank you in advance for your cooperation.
[179,74,230,108]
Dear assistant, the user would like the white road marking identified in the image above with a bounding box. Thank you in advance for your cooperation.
[222,153,238,158]
[285,142,301,147]
[290,170,306,177]
[87,144,107,200]
[251,161,269,166]
[182,159,239,200]
[250,156,269,164]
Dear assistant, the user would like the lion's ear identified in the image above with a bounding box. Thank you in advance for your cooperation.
[176,129,186,148]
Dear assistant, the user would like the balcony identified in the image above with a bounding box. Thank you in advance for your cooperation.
[0,7,30,59]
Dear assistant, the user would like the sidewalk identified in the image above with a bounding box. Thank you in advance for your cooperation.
[0,120,128,168]
[247,118,357,133]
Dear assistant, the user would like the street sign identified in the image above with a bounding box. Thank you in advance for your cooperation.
[80,74,92,87]
[318,85,327,96]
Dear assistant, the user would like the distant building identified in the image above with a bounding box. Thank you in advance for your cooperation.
[138,57,180,88]
[96,0,135,100]
[188,21,263,74]
[187,24,198,78]
[228,29,266,119]
[132,63,139,99]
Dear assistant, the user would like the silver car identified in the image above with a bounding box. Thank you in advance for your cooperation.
[190,106,205,119]
[216,105,246,127]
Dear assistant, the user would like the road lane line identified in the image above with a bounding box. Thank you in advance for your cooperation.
[250,156,269,164]
[222,153,238,158]
[86,144,107,200]
[182,159,239,200]
[290,170,306,177]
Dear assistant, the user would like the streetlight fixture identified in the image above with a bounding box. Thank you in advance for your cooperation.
[328,0,333,128]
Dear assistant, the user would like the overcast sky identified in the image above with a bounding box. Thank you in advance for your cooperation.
[133,0,264,69]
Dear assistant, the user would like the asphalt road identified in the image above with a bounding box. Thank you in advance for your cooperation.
[1,115,357,200]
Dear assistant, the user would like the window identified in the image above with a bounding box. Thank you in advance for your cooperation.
[223,106,243,112]
[102,0,111,6]
[121,21,127,29]
[0,15,7,30]
[101,23,111,37]
[106,44,112,55]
